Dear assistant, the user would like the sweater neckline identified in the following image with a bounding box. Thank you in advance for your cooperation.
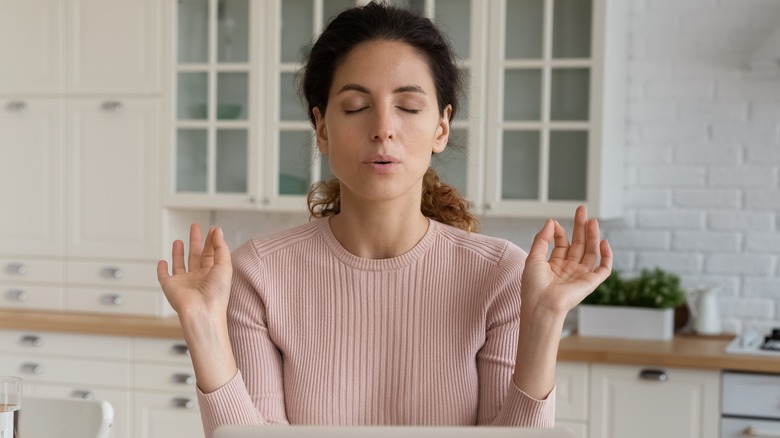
[315,216,439,271]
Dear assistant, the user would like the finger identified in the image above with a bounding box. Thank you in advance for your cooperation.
[188,224,204,271]
[594,239,613,279]
[580,218,602,269]
[566,205,589,262]
[156,260,170,283]
[171,240,186,275]
[549,220,570,262]
[212,227,233,269]
[201,226,217,268]
[527,219,555,262]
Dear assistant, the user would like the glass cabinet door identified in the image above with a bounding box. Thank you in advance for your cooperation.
[486,0,596,216]
[173,0,254,205]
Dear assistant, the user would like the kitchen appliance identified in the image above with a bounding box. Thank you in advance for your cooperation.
[722,328,780,437]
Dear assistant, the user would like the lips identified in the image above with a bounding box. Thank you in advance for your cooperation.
[363,154,400,174]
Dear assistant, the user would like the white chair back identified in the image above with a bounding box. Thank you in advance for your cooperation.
[19,397,114,438]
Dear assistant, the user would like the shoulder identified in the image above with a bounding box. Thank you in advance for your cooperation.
[432,220,527,266]
[232,219,325,264]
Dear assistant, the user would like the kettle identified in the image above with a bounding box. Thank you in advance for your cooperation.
[687,287,721,335]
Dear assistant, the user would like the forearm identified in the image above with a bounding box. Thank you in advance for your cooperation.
[179,308,238,394]
[512,308,565,400]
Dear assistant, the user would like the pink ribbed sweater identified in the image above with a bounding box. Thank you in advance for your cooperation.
[196,218,555,437]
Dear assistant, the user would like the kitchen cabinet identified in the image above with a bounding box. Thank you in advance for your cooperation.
[0,0,161,95]
[0,329,203,438]
[555,361,589,438]
[589,363,720,438]
[169,0,625,219]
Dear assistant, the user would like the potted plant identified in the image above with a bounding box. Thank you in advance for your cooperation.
[577,268,687,341]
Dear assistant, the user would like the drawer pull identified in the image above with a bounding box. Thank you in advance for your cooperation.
[6,101,27,112]
[71,390,95,400]
[172,373,195,385]
[101,294,124,306]
[102,267,124,279]
[638,369,668,382]
[743,426,780,437]
[101,101,123,112]
[171,343,190,356]
[6,289,28,302]
[5,263,28,275]
[20,335,42,347]
[172,397,195,409]
[21,363,43,375]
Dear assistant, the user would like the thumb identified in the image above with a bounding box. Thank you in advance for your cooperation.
[527,219,554,263]
[212,228,232,269]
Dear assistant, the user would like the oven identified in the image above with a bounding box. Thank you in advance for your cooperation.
[721,371,780,437]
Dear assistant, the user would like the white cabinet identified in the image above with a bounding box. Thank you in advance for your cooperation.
[555,361,589,438]
[589,363,720,438]
[0,0,161,95]
[0,330,203,438]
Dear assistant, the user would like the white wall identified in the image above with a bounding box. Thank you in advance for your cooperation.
[217,0,780,335]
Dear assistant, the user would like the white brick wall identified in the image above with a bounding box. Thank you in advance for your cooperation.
[216,0,780,336]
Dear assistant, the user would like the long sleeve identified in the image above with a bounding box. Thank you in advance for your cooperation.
[193,219,555,436]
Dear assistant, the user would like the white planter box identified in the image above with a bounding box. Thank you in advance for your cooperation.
[577,304,674,341]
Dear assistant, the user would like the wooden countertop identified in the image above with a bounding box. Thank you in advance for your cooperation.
[0,310,184,339]
[558,334,780,373]
[1,310,778,373]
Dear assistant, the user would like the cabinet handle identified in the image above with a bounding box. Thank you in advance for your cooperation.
[743,426,780,437]
[101,294,124,306]
[172,397,195,409]
[71,390,95,400]
[102,267,124,279]
[171,343,190,356]
[5,263,28,275]
[172,373,195,385]
[21,363,43,375]
[6,289,28,302]
[20,335,42,347]
[638,369,668,382]
[6,101,27,112]
[101,101,123,112]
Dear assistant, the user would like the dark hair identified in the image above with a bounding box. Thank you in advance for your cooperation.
[302,1,478,232]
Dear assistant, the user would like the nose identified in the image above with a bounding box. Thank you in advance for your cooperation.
[370,106,395,142]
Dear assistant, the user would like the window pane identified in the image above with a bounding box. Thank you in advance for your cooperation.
[281,0,313,63]
[279,130,313,195]
[501,131,540,200]
[504,69,542,121]
[435,0,471,59]
[178,0,208,63]
[549,131,587,201]
[552,0,591,58]
[550,68,590,121]
[431,128,468,196]
[217,72,248,120]
[455,67,470,122]
[505,0,544,59]
[217,0,250,63]
[177,72,208,120]
[176,129,208,192]
[323,0,355,25]
[280,73,307,121]
[386,0,425,15]
[216,129,248,193]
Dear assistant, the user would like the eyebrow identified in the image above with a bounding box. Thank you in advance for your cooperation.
[336,83,427,95]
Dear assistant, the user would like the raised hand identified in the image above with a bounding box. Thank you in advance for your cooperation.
[521,205,612,319]
[157,224,233,320]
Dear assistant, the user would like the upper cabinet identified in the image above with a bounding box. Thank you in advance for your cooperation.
[168,0,627,218]
[0,0,162,95]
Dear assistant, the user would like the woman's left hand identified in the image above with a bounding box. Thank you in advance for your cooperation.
[521,205,612,322]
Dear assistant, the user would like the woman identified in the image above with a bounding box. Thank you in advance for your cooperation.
[157,3,612,437]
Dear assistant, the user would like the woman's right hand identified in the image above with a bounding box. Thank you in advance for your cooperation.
[157,224,233,321]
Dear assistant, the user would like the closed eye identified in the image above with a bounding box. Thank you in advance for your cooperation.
[345,107,368,114]
[397,107,421,114]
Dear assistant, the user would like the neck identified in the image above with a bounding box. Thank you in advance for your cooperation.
[328,197,430,259]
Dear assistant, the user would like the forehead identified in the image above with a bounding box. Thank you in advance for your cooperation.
[330,40,435,92]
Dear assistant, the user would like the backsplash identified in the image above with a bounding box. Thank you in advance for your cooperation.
[216,0,780,336]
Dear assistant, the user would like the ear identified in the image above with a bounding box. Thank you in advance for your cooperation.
[313,107,328,155]
[432,105,451,154]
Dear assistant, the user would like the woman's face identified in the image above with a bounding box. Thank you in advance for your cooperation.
[313,39,451,208]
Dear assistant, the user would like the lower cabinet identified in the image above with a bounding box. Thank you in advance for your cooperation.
[0,329,203,438]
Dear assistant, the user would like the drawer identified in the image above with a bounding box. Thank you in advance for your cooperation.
[0,354,131,388]
[134,363,196,393]
[722,371,780,419]
[33,384,132,438]
[721,417,780,438]
[66,259,158,288]
[1,284,64,311]
[555,361,589,422]
[66,287,166,316]
[0,257,64,284]
[0,330,131,360]
[133,338,191,365]
[134,391,202,437]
